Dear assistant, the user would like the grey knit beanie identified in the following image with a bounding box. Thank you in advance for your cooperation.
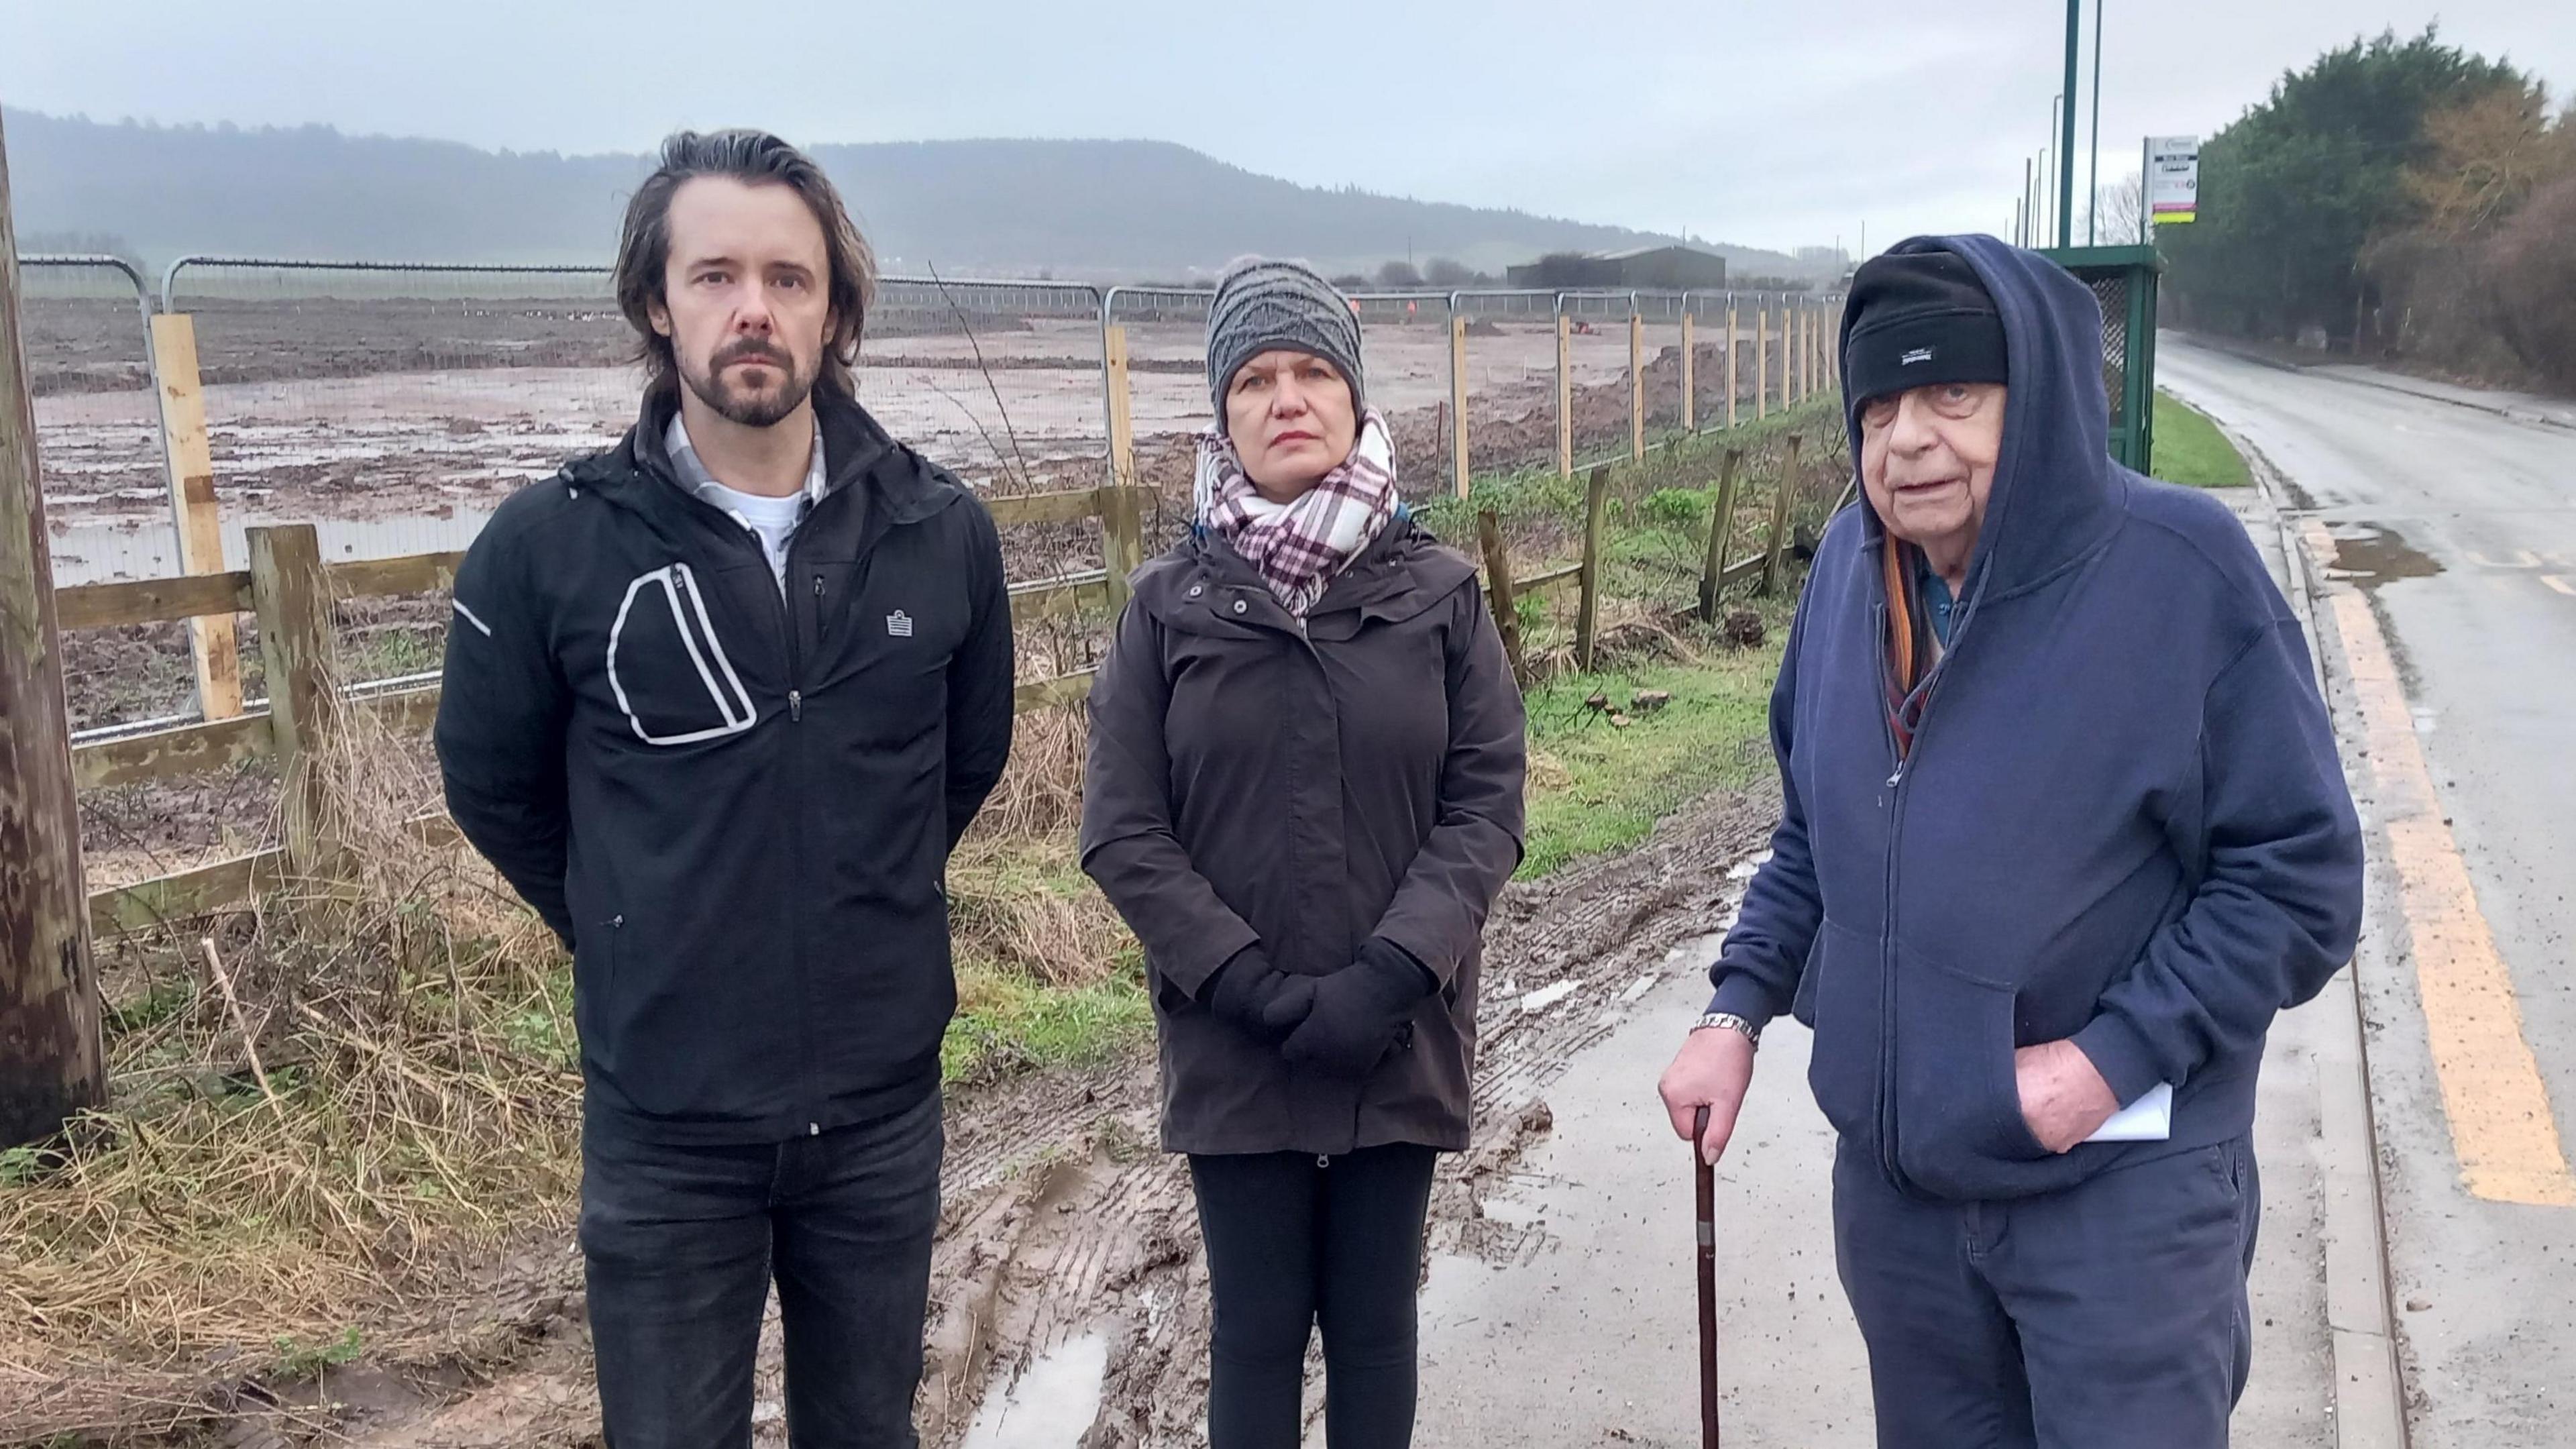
[1205,259,1366,421]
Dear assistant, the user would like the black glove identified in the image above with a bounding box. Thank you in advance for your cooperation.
[1201,947,1316,1046]
[1281,938,1437,1077]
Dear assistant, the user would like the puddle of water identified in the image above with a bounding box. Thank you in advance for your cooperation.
[2326,523,2443,588]
[958,1329,1109,1449]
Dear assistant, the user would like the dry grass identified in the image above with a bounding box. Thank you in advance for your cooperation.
[952,707,1128,992]
[0,674,582,1442]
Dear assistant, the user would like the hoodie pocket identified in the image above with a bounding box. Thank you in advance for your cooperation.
[1802,918,1883,1142]
[1890,944,2051,1197]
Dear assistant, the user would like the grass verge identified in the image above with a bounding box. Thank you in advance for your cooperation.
[1515,611,1790,879]
[2151,390,2252,490]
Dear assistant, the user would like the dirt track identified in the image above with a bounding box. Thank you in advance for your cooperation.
[251,784,1779,1449]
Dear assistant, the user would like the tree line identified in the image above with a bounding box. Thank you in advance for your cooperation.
[2163,26,2576,392]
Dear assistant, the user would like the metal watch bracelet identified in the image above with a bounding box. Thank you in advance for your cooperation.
[1690,1010,1760,1049]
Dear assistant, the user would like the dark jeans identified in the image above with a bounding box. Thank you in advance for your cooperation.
[1832,1134,2262,1449]
[578,1089,943,1449]
[1188,1144,1440,1449]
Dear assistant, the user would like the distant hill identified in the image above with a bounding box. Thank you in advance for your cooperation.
[2,108,1818,283]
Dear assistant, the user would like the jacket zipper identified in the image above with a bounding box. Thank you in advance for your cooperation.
[1874,584,1970,1191]
[778,518,816,1133]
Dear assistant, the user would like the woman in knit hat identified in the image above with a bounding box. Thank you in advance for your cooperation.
[1079,258,1527,1448]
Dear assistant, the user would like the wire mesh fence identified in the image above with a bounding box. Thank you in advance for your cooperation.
[1450,289,1564,482]
[162,258,633,574]
[1102,286,1214,555]
[21,256,164,574]
[866,277,1108,498]
[1682,292,1740,431]
[1349,290,1458,498]
[1560,290,1639,472]
[1638,291,1688,443]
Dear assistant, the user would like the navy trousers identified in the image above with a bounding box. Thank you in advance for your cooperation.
[1831,1135,2261,1449]
[578,1089,945,1448]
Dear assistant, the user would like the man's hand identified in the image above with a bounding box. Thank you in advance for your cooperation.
[2015,1039,2121,1153]
[1659,1027,1758,1166]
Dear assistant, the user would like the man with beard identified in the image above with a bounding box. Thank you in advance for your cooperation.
[435,130,1014,1446]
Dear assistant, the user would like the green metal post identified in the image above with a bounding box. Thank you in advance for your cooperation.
[2061,0,2081,248]
[2081,0,2102,244]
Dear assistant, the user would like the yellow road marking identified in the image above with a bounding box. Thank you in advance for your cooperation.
[2306,519,2576,1205]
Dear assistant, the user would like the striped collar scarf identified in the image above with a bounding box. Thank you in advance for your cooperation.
[1193,411,1401,617]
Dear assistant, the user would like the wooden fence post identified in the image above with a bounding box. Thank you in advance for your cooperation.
[1104,323,1136,492]
[1756,297,1770,421]
[1725,301,1739,429]
[1628,313,1646,460]
[1450,314,1470,498]
[1804,301,1817,400]
[1474,508,1529,688]
[1101,323,1144,610]
[1792,301,1807,403]
[1760,435,1804,597]
[1697,446,1744,623]
[1555,311,1573,480]
[246,523,337,876]
[1575,464,1611,672]
[1097,484,1144,612]
[148,313,244,719]
[1679,311,1696,433]
[0,119,107,1147]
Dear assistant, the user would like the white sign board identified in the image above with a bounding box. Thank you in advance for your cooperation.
[2147,136,2200,225]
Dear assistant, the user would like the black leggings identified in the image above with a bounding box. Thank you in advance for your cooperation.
[1188,1144,1440,1449]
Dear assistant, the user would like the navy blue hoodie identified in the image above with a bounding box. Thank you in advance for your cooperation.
[1708,235,2363,1201]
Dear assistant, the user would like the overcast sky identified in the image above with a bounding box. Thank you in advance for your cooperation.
[7,1,2573,256]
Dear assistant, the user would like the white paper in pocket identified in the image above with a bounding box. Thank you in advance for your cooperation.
[2084,1081,2174,1143]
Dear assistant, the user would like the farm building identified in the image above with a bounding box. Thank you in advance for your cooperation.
[1505,244,1729,291]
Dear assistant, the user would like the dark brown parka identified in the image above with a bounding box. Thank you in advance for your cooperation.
[1079,517,1527,1156]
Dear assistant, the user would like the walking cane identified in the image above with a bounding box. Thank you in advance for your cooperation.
[1693,1105,1722,1447]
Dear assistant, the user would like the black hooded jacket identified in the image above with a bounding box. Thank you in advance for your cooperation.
[435,389,1015,1143]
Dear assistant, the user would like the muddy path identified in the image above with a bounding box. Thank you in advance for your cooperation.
[255,784,1776,1449]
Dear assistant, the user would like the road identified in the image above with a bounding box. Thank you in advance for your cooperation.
[2163,338,2576,1449]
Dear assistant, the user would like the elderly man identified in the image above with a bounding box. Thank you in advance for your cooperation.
[1657,236,2363,1448]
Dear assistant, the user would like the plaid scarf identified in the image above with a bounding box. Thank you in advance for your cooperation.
[1194,411,1401,616]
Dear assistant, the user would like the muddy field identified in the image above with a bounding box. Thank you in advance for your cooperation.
[149,784,1779,1448]
[32,292,1796,560]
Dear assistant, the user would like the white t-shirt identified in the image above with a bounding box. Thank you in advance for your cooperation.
[696,479,806,588]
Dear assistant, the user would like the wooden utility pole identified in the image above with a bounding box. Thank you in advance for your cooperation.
[0,113,107,1146]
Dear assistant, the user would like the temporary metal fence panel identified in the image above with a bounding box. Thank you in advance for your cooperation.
[867,276,1108,502]
[20,257,164,581]
[1680,291,1740,431]
[1559,290,1640,471]
[1344,290,1458,496]
[1637,291,1688,444]
[1100,286,1216,538]
[160,257,631,574]
[1448,289,1563,482]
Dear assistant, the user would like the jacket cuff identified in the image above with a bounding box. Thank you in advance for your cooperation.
[1373,921,1456,985]
[2072,1011,2167,1106]
[1156,919,1263,1003]
[1705,970,1784,1030]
